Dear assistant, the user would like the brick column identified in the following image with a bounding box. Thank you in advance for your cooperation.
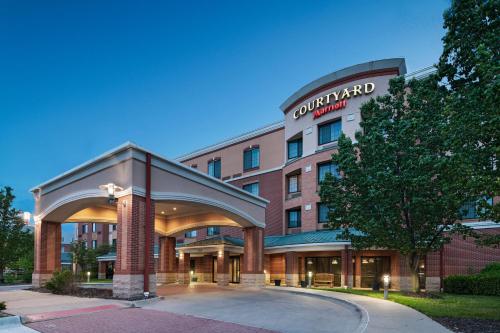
[32,221,61,287]
[98,261,107,280]
[157,236,177,284]
[217,250,230,286]
[202,254,213,282]
[285,252,299,287]
[354,254,361,288]
[424,251,441,292]
[113,195,156,299]
[241,227,265,286]
[178,251,191,284]
[341,246,353,287]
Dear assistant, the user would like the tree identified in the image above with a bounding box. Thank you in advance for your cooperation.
[70,240,111,277]
[0,186,32,283]
[319,76,474,291]
[437,0,500,245]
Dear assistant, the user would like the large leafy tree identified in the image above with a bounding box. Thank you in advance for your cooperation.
[438,0,500,245]
[0,186,32,283]
[319,76,473,291]
[70,240,111,277]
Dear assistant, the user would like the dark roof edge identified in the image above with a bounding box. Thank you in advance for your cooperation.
[280,58,407,112]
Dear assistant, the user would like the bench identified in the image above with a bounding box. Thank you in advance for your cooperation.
[313,273,334,288]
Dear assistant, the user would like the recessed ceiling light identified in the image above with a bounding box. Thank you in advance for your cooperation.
[173,207,177,211]
[161,211,165,214]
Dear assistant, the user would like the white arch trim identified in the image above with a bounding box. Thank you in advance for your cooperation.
[35,188,265,229]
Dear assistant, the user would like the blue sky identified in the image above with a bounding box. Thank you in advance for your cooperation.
[0,0,449,241]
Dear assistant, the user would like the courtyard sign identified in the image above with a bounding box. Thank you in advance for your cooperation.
[293,82,375,120]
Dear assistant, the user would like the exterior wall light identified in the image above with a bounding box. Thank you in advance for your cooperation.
[332,259,338,265]
[218,250,223,258]
[383,274,390,299]
[99,183,123,204]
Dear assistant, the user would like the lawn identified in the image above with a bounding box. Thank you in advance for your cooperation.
[87,278,113,283]
[316,288,500,320]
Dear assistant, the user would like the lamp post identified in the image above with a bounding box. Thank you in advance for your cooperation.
[86,271,91,283]
[308,271,313,288]
[383,274,390,300]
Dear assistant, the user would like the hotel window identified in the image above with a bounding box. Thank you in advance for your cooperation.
[112,224,117,231]
[318,162,339,184]
[92,223,96,233]
[112,239,117,248]
[208,159,221,179]
[191,164,198,169]
[287,174,300,193]
[185,230,197,238]
[207,226,220,236]
[242,182,259,196]
[318,119,342,145]
[83,241,88,249]
[287,138,303,160]
[459,197,493,219]
[92,240,97,249]
[82,224,87,234]
[318,203,331,224]
[243,147,260,171]
[287,209,301,228]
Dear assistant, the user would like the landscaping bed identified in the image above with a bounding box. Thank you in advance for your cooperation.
[30,286,113,299]
[317,288,500,333]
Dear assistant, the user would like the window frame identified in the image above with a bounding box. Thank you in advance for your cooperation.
[208,158,221,179]
[243,146,260,171]
[318,119,342,145]
[317,203,331,224]
[185,230,198,238]
[287,209,302,228]
[207,226,220,236]
[287,174,300,194]
[242,182,260,196]
[287,138,303,160]
[317,161,339,184]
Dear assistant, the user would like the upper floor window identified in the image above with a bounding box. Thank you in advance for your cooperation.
[83,241,88,249]
[185,230,198,238]
[92,223,96,233]
[287,138,303,160]
[112,239,117,248]
[81,224,87,234]
[92,240,97,249]
[112,224,117,231]
[191,164,198,169]
[459,197,493,219]
[207,226,220,236]
[243,182,259,196]
[318,162,339,184]
[287,209,301,228]
[208,159,221,179]
[318,203,331,224]
[287,174,300,193]
[318,119,342,145]
[243,147,260,171]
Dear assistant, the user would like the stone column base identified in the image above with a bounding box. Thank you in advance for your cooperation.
[113,274,157,299]
[157,272,177,284]
[178,273,190,285]
[425,277,441,292]
[340,274,354,288]
[285,273,299,287]
[399,276,413,292]
[217,273,230,286]
[200,273,212,283]
[241,273,265,287]
[32,273,53,288]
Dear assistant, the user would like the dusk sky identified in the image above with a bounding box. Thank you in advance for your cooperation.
[0,0,449,241]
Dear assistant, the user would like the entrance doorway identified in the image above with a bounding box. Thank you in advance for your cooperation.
[305,256,342,287]
[360,256,391,289]
[230,256,240,283]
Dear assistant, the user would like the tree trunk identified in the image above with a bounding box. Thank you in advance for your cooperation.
[0,266,4,284]
[406,253,421,293]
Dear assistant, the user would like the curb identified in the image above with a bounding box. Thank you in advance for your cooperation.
[129,296,164,307]
[265,287,369,333]
[0,315,22,327]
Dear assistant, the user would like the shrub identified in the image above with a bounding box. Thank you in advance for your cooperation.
[444,267,500,296]
[0,301,5,311]
[481,263,500,276]
[45,271,78,294]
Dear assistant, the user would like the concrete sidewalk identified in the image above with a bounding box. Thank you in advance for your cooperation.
[266,287,452,333]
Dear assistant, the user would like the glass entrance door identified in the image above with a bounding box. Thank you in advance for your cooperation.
[230,256,240,283]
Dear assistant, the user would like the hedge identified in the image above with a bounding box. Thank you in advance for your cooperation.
[444,263,500,296]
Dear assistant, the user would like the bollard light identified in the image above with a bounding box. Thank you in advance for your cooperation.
[308,271,313,288]
[383,274,390,299]
[144,291,150,299]
[87,271,91,283]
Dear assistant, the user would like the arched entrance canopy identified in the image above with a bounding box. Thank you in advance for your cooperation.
[31,142,268,298]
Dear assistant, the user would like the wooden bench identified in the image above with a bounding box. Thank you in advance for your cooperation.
[313,273,334,288]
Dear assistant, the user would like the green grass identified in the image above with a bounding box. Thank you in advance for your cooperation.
[87,278,113,283]
[317,288,500,320]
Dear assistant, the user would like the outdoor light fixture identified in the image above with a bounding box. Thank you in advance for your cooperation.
[190,270,194,276]
[99,183,123,204]
[173,207,177,211]
[161,211,165,214]
[263,270,267,274]
[179,252,184,259]
[144,291,150,299]
[332,259,338,265]
[308,271,313,288]
[86,271,91,283]
[218,250,223,258]
[383,274,390,300]
[307,259,313,265]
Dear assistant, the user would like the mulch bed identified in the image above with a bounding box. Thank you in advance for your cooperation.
[29,287,113,299]
[433,317,500,333]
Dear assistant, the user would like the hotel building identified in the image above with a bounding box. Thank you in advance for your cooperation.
[35,58,499,298]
